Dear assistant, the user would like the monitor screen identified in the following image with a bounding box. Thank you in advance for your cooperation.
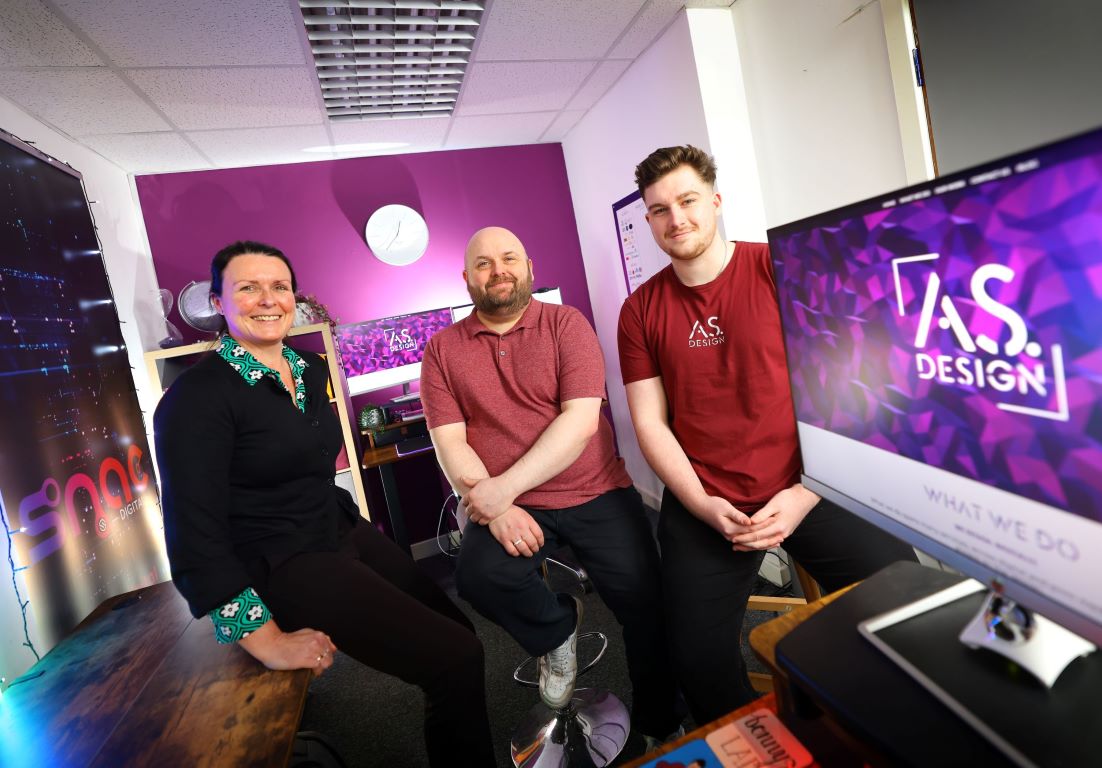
[769,126,1102,644]
[335,307,453,396]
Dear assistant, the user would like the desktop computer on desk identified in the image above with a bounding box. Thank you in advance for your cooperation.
[766,126,1102,768]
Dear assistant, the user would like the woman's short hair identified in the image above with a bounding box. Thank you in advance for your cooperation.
[210,240,298,296]
[634,145,717,199]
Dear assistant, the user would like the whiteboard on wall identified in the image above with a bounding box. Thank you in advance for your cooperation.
[612,190,669,294]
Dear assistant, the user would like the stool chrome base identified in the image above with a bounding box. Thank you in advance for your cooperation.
[511,688,630,768]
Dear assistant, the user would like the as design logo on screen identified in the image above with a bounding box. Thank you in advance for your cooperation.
[383,326,416,352]
[891,253,1068,421]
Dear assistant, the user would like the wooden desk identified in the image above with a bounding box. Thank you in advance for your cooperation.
[749,585,855,716]
[361,428,435,554]
[0,581,311,768]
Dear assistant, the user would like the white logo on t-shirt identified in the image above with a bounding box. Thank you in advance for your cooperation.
[688,316,725,348]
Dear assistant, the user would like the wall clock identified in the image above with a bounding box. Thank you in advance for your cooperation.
[364,204,429,266]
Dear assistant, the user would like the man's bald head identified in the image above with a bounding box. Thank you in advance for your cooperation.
[464,226,527,271]
[463,226,534,318]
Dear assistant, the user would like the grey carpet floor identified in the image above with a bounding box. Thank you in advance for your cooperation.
[298,551,789,767]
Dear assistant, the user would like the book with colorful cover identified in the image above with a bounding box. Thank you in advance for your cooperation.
[639,708,813,768]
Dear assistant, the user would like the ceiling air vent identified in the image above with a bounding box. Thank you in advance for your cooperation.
[299,1,485,122]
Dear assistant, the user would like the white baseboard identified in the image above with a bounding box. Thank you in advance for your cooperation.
[637,485,661,512]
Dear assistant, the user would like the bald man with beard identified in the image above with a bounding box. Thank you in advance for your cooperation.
[420,227,684,747]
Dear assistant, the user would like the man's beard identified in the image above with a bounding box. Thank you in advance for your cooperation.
[468,269,533,316]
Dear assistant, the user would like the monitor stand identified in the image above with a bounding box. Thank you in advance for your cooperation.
[774,562,1102,768]
[863,579,1096,689]
[391,382,420,403]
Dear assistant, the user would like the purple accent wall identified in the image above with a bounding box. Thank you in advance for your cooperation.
[135,143,593,343]
[136,143,593,545]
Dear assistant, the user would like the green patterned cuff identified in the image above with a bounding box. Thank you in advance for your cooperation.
[209,587,271,644]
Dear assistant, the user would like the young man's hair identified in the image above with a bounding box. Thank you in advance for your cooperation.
[634,145,717,198]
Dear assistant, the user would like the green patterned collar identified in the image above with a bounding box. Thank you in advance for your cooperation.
[216,335,309,413]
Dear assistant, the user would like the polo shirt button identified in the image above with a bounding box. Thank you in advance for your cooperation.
[499,350,506,356]
[311,419,319,427]
[322,448,329,456]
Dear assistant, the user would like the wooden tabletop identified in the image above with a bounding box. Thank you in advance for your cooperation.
[0,581,312,768]
[749,583,855,675]
[361,442,404,468]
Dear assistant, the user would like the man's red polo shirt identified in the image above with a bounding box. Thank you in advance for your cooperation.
[420,299,631,510]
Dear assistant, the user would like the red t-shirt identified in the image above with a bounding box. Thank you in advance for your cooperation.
[421,300,631,510]
[617,241,800,511]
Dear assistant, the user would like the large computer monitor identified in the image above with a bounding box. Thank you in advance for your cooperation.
[769,127,1102,675]
[335,307,453,396]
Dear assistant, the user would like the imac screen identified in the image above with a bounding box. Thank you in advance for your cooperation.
[769,127,1102,643]
[335,307,452,396]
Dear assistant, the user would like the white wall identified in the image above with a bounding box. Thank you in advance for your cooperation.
[561,14,713,507]
[563,2,912,506]
[731,0,909,227]
[686,9,769,241]
[0,96,163,682]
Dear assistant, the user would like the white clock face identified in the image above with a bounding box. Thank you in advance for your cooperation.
[364,204,429,266]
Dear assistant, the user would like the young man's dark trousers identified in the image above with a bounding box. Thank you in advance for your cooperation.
[659,489,919,724]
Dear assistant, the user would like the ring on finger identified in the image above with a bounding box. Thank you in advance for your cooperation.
[512,537,523,546]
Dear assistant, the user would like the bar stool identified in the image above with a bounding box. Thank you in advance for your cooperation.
[509,557,631,767]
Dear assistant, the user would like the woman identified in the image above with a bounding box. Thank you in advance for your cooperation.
[154,241,495,765]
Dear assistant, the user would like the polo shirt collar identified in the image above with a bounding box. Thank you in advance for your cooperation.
[462,298,542,338]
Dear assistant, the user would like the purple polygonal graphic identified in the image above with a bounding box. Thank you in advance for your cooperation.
[335,308,452,377]
[771,139,1102,522]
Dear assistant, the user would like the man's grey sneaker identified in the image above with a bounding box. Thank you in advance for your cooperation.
[641,724,686,754]
[538,600,581,709]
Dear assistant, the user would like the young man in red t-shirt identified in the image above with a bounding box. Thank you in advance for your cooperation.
[420,226,684,746]
[617,146,916,723]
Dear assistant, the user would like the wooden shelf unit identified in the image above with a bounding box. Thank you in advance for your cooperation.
[144,323,370,519]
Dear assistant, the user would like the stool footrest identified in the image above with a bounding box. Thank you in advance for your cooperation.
[512,631,609,688]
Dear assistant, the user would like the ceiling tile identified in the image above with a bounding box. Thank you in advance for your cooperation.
[457,61,595,116]
[81,132,211,173]
[607,0,684,59]
[566,59,631,111]
[474,0,645,61]
[51,0,306,67]
[330,117,450,150]
[0,0,102,66]
[126,67,322,130]
[542,110,586,142]
[446,112,557,149]
[185,124,331,168]
[0,69,170,136]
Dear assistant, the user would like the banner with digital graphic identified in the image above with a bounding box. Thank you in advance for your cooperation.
[0,133,168,677]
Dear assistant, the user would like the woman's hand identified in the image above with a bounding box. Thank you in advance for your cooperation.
[239,619,338,677]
